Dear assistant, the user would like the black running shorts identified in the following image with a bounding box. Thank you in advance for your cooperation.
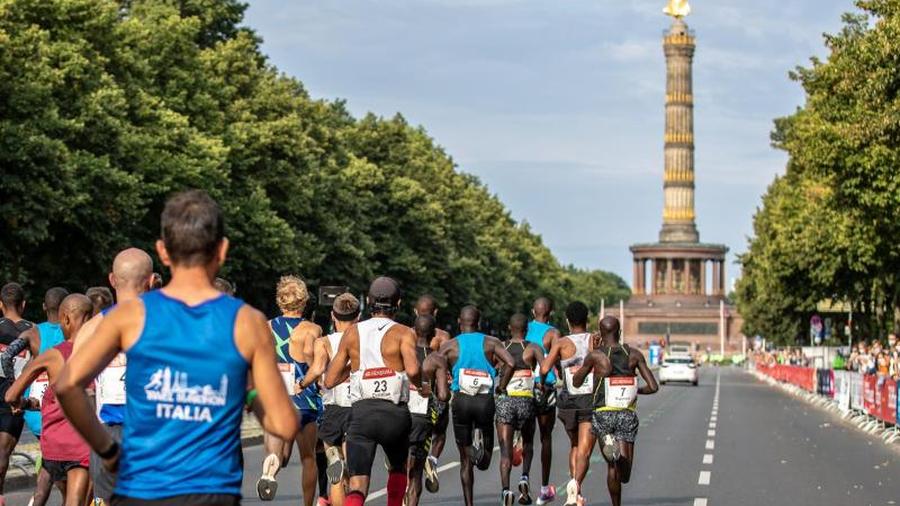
[43,459,87,483]
[90,424,123,501]
[0,410,23,439]
[111,494,239,506]
[431,398,449,435]
[346,399,411,477]
[591,410,639,443]
[319,405,352,447]
[451,393,495,448]
[409,413,433,446]
[557,392,593,432]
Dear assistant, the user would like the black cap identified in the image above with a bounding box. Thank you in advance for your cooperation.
[368,276,401,307]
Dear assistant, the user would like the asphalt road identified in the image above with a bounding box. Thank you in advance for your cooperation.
[8,367,899,505]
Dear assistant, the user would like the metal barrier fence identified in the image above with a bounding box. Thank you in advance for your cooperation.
[755,364,899,444]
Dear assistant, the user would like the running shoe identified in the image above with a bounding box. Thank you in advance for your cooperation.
[512,431,523,467]
[501,490,515,506]
[424,456,440,493]
[317,498,331,506]
[472,428,488,470]
[256,453,280,501]
[536,485,556,505]
[325,446,345,485]
[600,434,621,464]
[518,476,533,505]
[564,479,578,506]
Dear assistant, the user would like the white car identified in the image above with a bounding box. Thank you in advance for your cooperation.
[659,355,698,386]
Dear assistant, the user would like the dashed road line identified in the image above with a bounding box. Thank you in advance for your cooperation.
[698,470,711,485]
[703,453,714,464]
[694,498,708,506]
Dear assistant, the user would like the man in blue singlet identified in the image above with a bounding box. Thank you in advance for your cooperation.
[524,297,561,505]
[256,275,324,505]
[56,189,299,506]
[73,247,154,506]
[439,305,514,506]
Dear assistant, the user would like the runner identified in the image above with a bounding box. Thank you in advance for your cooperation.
[1,287,69,506]
[4,294,93,506]
[525,297,561,505]
[73,248,154,506]
[214,277,235,295]
[571,316,658,506]
[413,294,451,493]
[0,282,33,494]
[256,275,324,505]
[496,313,544,506]
[540,302,594,506]
[405,315,451,506]
[323,276,419,506]
[439,305,514,506]
[85,287,113,317]
[55,189,299,505]
[315,292,361,506]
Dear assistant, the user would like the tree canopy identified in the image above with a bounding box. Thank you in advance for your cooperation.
[0,0,628,329]
[736,1,900,343]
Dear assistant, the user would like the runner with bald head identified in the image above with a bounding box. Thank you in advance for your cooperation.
[525,297,561,505]
[414,294,452,492]
[440,305,515,506]
[73,248,154,506]
[5,294,94,506]
[571,316,658,506]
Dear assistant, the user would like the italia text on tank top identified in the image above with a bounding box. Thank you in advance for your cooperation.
[350,318,409,405]
[96,304,128,425]
[504,341,535,398]
[41,341,90,463]
[593,344,637,412]
[321,332,352,408]
[525,321,556,384]
[24,321,66,436]
[451,332,496,395]
[561,333,593,396]
[408,344,432,415]
[116,290,248,500]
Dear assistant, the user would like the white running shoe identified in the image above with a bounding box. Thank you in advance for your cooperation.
[425,456,440,493]
[325,446,345,485]
[501,490,516,506]
[564,479,578,506]
[256,453,280,501]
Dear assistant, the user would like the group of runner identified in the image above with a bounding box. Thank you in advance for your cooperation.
[0,189,658,506]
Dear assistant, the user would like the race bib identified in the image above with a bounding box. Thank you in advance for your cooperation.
[359,367,405,403]
[28,372,49,406]
[408,384,430,415]
[332,381,353,408]
[0,343,29,379]
[96,364,127,406]
[278,363,295,394]
[564,366,593,395]
[507,369,534,397]
[604,376,637,409]
[459,368,492,396]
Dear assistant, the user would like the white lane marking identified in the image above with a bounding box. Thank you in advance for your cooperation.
[703,453,714,464]
[698,470,711,485]
[709,422,716,429]
[706,439,715,450]
[694,499,708,506]
[707,430,716,437]
[710,416,717,422]
[365,448,494,502]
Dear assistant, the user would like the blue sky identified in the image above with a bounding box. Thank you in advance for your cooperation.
[243,0,850,286]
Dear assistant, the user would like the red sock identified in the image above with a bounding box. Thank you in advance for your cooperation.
[345,491,365,506]
[386,471,408,506]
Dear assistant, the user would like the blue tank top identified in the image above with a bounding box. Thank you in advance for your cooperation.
[451,332,496,392]
[115,290,247,499]
[269,316,320,411]
[98,305,126,425]
[24,322,65,437]
[525,321,556,383]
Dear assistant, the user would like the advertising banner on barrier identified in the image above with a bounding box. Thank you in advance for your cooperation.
[833,370,851,413]
[850,372,863,411]
[864,375,878,416]
[883,379,897,425]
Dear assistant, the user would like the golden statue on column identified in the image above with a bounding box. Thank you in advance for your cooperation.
[664,0,691,18]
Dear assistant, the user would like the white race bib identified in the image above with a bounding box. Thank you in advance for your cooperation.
[279,363,295,394]
[360,367,405,403]
[604,376,637,409]
[408,385,430,415]
[507,369,535,397]
[96,364,127,406]
[28,372,49,405]
[459,368,492,396]
[564,366,593,395]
